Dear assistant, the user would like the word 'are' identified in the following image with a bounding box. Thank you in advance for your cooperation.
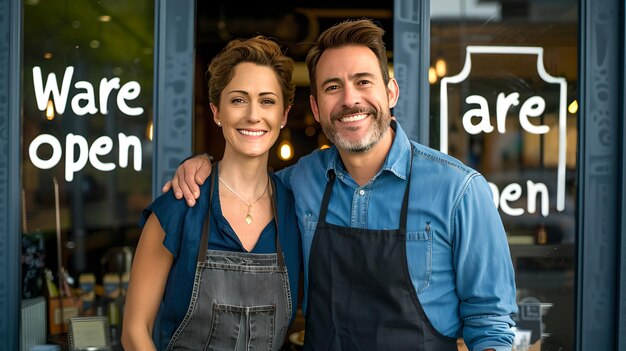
[463,92,549,135]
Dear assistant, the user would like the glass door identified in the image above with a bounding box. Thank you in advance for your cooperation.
[429,1,578,350]
[21,1,154,349]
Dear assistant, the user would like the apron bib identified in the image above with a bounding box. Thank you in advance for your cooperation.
[304,146,457,351]
[168,171,292,351]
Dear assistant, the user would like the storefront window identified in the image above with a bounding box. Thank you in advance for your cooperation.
[430,1,577,350]
[21,0,154,348]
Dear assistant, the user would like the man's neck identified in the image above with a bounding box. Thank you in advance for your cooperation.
[337,127,395,187]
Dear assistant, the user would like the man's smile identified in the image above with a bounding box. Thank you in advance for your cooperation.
[337,113,369,123]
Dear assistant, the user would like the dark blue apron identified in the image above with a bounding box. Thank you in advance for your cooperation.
[304,147,457,350]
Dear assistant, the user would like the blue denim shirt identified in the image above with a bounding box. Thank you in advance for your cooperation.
[277,120,517,351]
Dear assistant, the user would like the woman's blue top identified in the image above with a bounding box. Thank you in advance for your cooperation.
[139,173,301,349]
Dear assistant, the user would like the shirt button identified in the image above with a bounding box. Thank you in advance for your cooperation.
[359,189,365,196]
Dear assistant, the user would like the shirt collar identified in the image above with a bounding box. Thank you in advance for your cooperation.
[324,119,412,182]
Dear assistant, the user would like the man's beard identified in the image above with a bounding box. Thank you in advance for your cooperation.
[322,106,391,154]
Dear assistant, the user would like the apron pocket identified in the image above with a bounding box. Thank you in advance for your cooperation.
[204,303,277,351]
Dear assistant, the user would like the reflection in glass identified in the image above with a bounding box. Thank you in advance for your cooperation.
[430,1,578,350]
[21,2,154,347]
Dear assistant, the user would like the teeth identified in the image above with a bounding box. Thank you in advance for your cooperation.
[339,114,367,123]
[238,129,266,137]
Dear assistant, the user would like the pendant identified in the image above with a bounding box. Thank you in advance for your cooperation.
[245,214,253,224]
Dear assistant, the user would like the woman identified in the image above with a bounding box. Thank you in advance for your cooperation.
[122,36,301,351]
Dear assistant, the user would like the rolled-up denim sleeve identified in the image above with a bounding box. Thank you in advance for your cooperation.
[453,174,518,351]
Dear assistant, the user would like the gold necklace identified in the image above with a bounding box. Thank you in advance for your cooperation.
[218,176,268,224]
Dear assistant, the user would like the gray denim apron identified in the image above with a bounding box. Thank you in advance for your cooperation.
[303,146,457,350]
[167,172,292,351]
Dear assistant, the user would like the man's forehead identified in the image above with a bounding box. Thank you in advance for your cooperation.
[316,46,381,80]
[318,45,376,64]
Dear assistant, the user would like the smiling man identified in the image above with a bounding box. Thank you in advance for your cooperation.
[165,19,518,351]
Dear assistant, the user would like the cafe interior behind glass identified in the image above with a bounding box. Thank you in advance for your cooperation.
[11,0,602,350]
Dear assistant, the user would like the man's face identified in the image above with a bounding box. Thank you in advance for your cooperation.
[310,45,399,153]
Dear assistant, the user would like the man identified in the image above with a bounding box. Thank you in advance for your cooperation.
[164,19,517,351]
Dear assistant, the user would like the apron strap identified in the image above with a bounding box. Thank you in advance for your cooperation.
[269,176,285,269]
[400,145,415,229]
[197,164,217,265]
[318,171,336,223]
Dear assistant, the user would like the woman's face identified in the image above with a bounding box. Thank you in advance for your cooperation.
[211,62,290,159]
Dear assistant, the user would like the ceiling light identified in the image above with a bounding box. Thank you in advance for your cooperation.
[428,67,437,84]
[278,140,294,161]
[568,100,578,114]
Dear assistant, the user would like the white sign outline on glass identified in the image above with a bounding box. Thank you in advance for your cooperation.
[439,46,567,212]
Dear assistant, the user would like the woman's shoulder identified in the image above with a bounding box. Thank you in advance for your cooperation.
[140,179,213,228]
[141,189,184,226]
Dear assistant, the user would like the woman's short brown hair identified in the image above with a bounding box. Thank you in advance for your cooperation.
[207,36,295,110]
[305,19,389,98]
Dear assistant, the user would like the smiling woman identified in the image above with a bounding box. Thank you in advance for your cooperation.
[122,36,301,351]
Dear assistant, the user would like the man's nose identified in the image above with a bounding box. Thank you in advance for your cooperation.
[342,85,360,107]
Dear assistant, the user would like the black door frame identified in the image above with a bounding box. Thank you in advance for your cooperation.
[576,0,626,349]
[0,0,22,350]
